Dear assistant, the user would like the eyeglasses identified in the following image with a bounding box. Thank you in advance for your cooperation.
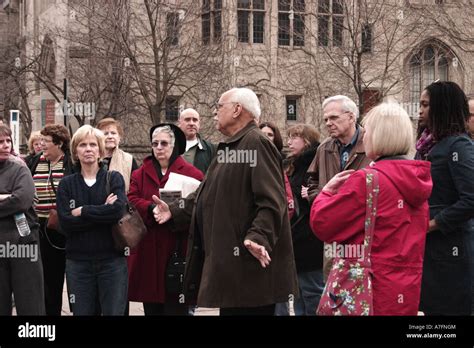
[40,138,53,143]
[151,140,170,148]
[214,102,236,111]
[323,111,351,123]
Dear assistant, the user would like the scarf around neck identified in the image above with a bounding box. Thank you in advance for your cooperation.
[416,128,436,159]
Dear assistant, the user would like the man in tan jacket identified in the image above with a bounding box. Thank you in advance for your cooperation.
[306,95,372,279]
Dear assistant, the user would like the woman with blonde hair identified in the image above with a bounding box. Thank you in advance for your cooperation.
[24,131,42,168]
[56,125,128,315]
[310,102,432,315]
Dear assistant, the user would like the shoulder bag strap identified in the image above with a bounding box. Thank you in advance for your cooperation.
[362,168,379,260]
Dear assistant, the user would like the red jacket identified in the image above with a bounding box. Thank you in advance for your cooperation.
[127,156,203,303]
[284,174,295,219]
[310,159,432,315]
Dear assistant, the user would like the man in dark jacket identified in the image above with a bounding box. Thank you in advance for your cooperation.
[306,95,371,279]
[153,88,298,315]
[178,108,216,174]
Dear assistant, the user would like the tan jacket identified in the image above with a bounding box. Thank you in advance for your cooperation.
[306,126,372,278]
[109,148,133,193]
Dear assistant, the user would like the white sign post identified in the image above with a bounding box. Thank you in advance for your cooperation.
[9,110,20,153]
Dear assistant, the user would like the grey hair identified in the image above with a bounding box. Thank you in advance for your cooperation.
[228,87,261,120]
[151,126,175,148]
[322,95,360,120]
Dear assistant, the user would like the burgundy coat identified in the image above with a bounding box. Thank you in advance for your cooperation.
[310,159,432,315]
[127,156,203,303]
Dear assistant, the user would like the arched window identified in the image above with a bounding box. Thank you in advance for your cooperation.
[38,35,56,81]
[409,43,451,103]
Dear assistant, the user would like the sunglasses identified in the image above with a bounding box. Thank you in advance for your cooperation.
[151,140,170,148]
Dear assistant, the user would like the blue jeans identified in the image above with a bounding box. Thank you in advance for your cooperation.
[66,257,128,316]
[275,269,324,316]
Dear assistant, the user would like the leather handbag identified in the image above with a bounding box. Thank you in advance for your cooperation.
[106,171,147,252]
[316,168,379,316]
[46,208,60,231]
[165,240,186,295]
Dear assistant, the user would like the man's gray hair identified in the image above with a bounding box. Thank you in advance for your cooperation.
[228,87,261,120]
[152,125,175,148]
[322,95,360,120]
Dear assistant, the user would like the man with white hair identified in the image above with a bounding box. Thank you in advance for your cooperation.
[306,95,372,279]
[178,108,216,174]
[153,87,298,315]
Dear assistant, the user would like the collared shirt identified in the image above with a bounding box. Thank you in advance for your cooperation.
[183,138,203,165]
[336,126,360,171]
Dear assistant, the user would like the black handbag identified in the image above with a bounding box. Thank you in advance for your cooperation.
[165,239,186,294]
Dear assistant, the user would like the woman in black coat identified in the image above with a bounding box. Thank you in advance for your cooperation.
[275,124,321,316]
[416,81,474,315]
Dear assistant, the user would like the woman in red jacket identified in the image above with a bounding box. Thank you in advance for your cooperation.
[127,124,203,315]
[310,102,432,315]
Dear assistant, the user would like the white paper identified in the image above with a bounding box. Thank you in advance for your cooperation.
[163,172,201,198]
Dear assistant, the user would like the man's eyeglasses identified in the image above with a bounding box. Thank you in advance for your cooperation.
[323,111,351,123]
[214,102,236,111]
[151,140,170,148]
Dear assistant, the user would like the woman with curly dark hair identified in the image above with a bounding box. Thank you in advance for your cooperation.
[416,81,474,315]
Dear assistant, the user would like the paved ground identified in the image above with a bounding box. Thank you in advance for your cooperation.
[13,279,297,316]
[58,280,220,315]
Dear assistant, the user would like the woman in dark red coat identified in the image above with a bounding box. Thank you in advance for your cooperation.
[127,123,203,315]
[310,102,432,315]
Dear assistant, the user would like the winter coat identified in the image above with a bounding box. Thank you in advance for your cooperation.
[169,122,299,308]
[418,135,474,315]
[306,127,372,278]
[127,156,203,303]
[306,127,372,203]
[287,145,324,273]
[192,135,216,174]
[310,158,432,315]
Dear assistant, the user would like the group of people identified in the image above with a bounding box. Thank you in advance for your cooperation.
[0,81,473,316]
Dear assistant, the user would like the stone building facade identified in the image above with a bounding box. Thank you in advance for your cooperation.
[3,0,473,154]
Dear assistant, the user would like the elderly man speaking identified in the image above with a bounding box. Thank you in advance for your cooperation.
[152,87,298,315]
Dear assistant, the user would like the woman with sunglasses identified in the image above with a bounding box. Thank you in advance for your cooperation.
[127,124,203,315]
